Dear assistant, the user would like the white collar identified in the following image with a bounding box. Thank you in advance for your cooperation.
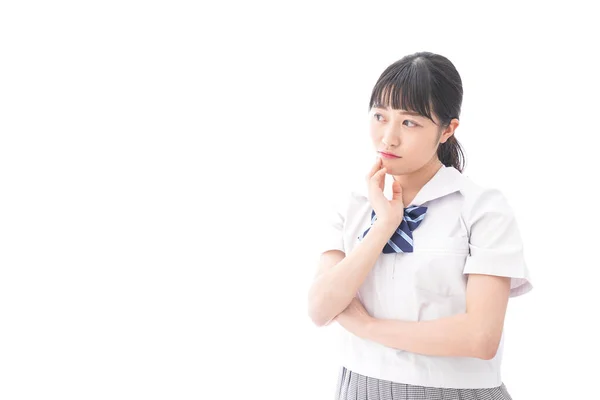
[353,164,465,207]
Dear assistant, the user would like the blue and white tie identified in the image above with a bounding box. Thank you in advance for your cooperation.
[361,205,428,253]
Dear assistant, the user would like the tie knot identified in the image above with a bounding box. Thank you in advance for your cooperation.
[403,205,428,230]
[364,206,429,254]
[405,205,428,217]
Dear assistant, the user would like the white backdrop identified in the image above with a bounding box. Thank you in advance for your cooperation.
[1,1,599,399]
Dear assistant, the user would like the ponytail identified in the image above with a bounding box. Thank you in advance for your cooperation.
[437,134,465,173]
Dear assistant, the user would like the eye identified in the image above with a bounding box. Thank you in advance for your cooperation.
[373,113,418,127]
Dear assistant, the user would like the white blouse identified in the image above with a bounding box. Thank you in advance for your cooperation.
[318,164,533,389]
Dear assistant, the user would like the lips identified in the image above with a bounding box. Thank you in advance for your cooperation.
[380,151,400,158]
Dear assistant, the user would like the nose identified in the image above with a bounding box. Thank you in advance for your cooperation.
[382,124,400,147]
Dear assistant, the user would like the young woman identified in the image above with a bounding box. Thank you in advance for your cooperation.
[308,51,533,400]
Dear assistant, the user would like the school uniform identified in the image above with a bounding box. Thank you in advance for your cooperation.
[318,163,533,400]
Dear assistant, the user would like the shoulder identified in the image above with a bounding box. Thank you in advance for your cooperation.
[457,172,515,219]
[342,173,373,209]
[455,173,521,242]
[321,183,366,223]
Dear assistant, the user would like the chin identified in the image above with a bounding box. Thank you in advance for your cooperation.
[386,167,405,176]
[390,163,418,176]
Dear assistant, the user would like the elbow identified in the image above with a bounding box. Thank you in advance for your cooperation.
[307,280,347,327]
[307,305,331,327]
[477,343,499,361]
[307,292,331,327]
[309,314,332,328]
[307,303,324,327]
[472,332,501,360]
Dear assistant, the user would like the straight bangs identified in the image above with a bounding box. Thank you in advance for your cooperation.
[368,61,436,124]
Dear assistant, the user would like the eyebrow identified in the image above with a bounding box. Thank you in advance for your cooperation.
[372,105,423,117]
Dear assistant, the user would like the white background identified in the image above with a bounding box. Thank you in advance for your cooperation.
[1,1,598,399]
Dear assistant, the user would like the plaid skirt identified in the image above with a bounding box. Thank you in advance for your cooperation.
[335,366,513,400]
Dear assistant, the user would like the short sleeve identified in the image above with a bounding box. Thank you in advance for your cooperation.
[462,188,533,297]
[315,192,348,255]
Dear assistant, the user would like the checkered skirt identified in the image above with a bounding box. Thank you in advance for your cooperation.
[335,366,513,400]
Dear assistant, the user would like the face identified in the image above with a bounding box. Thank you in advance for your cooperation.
[369,104,458,176]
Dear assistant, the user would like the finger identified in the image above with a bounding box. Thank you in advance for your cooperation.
[365,156,383,181]
[391,179,403,200]
[366,158,381,181]
[370,167,386,187]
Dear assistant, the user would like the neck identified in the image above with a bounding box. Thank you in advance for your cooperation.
[392,158,444,201]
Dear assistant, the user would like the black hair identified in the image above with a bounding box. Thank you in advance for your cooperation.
[368,51,466,172]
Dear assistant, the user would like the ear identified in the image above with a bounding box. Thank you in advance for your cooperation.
[439,118,460,144]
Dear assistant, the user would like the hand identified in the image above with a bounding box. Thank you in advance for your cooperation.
[334,297,373,338]
[365,156,405,228]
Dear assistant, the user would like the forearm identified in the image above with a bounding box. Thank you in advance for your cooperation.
[310,221,396,326]
[364,313,498,360]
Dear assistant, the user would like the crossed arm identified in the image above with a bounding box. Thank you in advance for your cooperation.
[334,273,511,360]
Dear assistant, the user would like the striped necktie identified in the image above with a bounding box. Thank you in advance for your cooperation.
[361,205,428,253]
